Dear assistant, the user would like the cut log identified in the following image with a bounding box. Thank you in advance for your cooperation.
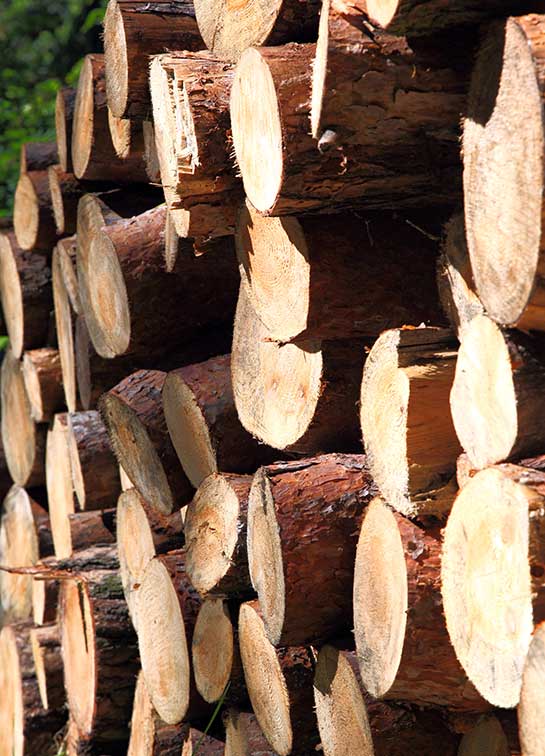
[100,369,193,514]
[1,349,47,487]
[462,15,545,330]
[143,121,161,183]
[56,235,80,313]
[116,487,184,624]
[136,552,206,724]
[164,208,182,272]
[0,230,52,358]
[46,413,76,559]
[237,203,445,342]
[107,109,145,162]
[67,410,120,509]
[248,454,376,645]
[360,327,460,518]
[232,285,366,453]
[450,315,545,469]
[30,623,64,710]
[458,716,510,756]
[20,142,58,174]
[72,53,149,182]
[119,464,132,491]
[0,622,66,756]
[52,243,78,412]
[224,710,275,756]
[55,87,76,173]
[14,170,58,251]
[194,0,320,61]
[32,577,59,625]
[48,166,96,237]
[104,0,202,120]
[22,348,64,423]
[238,600,319,756]
[519,622,545,756]
[442,465,545,707]
[185,473,252,596]
[354,497,486,710]
[77,202,239,360]
[67,509,116,552]
[180,729,224,755]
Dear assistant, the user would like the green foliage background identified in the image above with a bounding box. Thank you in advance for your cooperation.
[0,0,109,217]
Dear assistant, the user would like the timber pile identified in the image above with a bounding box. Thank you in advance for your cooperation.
[1,2,545,755]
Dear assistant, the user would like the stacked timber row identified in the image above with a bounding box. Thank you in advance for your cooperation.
[1,1,545,755]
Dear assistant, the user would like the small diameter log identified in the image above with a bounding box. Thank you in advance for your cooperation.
[353,498,486,711]
[0,487,53,623]
[67,509,116,553]
[224,710,275,756]
[60,567,139,748]
[55,87,76,173]
[22,348,64,423]
[150,53,241,241]
[450,315,545,468]
[119,464,132,491]
[0,230,52,358]
[48,166,98,237]
[104,0,202,120]
[458,716,510,756]
[72,53,148,182]
[32,577,59,625]
[437,213,483,338]
[462,15,545,330]
[238,600,319,756]
[52,244,78,412]
[519,622,545,756]
[194,0,320,62]
[117,488,184,624]
[100,369,193,514]
[77,203,239,361]
[14,170,58,251]
[442,465,545,707]
[1,349,47,487]
[0,622,66,756]
[107,109,145,161]
[30,623,64,710]
[185,473,252,596]
[232,285,366,453]
[46,413,76,559]
[67,410,120,509]
[360,327,460,518]
[248,454,376,645]
[136,552,205,725]
[237,203,445,343]
[143,121,161,183]
[20,142,58,174]
[56,235,80,313]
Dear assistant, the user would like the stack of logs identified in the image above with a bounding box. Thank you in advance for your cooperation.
[1,1,545,754]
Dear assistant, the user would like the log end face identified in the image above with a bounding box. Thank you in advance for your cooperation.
[72,56,95,179]
[22,352,44,423]
[46,416,76,559]
[519,623,545,756]
[53,253,77,413]
[0,233,24,359]
[1,349,37,487]
[0,626,24,756]
[192,598,234,702]
[128,671,156,756]
[13,173,39,251]
[107,108,132,160]
[194,0,280,61]
[48,165,65,235]
[104,0,129,120]
[365,0,399,29]
[55,88,69,173]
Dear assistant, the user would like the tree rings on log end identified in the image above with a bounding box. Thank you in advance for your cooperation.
[192,598,234,703]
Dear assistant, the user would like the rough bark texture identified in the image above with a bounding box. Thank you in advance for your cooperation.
[55,87,76,173]
[67,509,116,552]
[30,623,64,710]
[20,142,58,174]
[14,170,58,251]
[22,348,64,423]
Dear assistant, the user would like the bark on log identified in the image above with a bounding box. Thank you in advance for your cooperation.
[0,230,52,358]
[0,622,66,756]
[14,170,58,251]
[104,0,202,120]
[354,497,486,710]
[72,53,149,182]
[32,577,59,625]
[46,413,76,559]
[185,473,252,596]
[143,120,161,183]
[67,410,120,509]
[519,622,545,756]
[1,349,47,487]
[56,235,80,313]
[30,623,64,711]
[450,315,545,469]
[248,454,377,645]
[360,327,460,518]
[194,0,320,61]
[55,87,76,173]
[232,284,366,453]
[67,509,116,553]
[238,600,319,756]
[22,348,64,423]
[48,167,105,237]
[20,142,58,174]
[237,203,445,343]
[77,202,239,360]
[100,369,194,514]
[52,243,78,412]
[458,716,511,756]
[462,15,545,330]
[224,710,275,756]
[442,465,545,707]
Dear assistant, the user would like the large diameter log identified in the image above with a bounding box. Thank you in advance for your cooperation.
[0,231,52,358]
[450,315,545,468]
[442,465,545,707]
[194,0,320,61]
[52,244,78,412]
[232,285,366,453]
[185,473,252,596]
[224,710,275,756]
[14,170,58,252]
[237,203,445,342]
[360,327,460,518]
[1,349,47,487]
[248,454,376,645]
[0,622,66,756]
[104,0,202,120]
[100,369,193,514]
[20,142,58,174]
[354,497,486,711]
[22,348,64,423]
[67,410,120,509]
[30,623,63,711]
[238,600,319,756]
[77,203,239,360]
[519,622,545,756]
[46,413,76,559]
[55,87,76,173]
[72,53,148,182]
[462,15,545,330]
